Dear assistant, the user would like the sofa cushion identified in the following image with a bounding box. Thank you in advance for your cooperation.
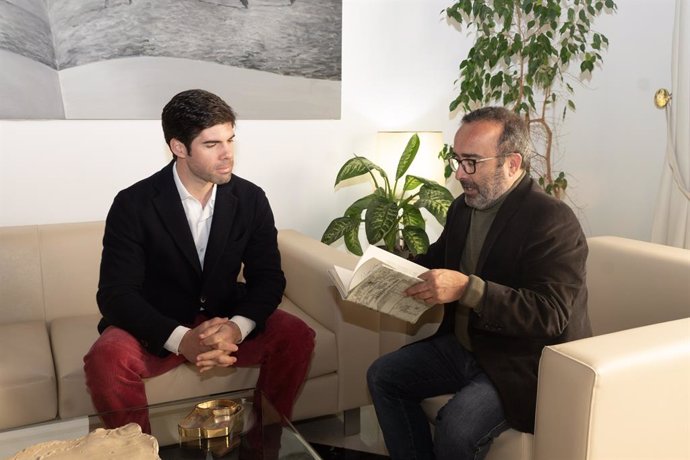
[39,222,103,321]
[0,226,45,324]
[50,297,337,419]
[49,315,101,419]
[0,321,57,429]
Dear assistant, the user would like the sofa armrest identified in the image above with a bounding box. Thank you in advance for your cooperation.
[534,318,690,460]
[277,230,381,411]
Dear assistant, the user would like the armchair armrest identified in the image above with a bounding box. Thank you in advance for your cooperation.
[534,318,690,460]
[277,230,381,411]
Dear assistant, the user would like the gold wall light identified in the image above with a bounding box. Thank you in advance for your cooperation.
[654,88,672,109]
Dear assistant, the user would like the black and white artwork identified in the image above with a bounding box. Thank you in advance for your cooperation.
[0,0,342,119]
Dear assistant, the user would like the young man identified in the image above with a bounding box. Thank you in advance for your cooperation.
[84,89,315,433]
[367,107,591,460]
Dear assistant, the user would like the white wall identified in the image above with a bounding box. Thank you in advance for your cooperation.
[560,0,676,239]
[0,0,677,243]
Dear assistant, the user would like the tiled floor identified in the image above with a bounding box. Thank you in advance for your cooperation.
[295,405,388,456]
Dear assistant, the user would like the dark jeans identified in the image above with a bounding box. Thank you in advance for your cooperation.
[367,334,508,460]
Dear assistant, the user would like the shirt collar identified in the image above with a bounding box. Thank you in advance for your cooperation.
[172,162,217,208]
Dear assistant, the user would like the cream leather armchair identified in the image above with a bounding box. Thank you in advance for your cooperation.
[382,236,690,460]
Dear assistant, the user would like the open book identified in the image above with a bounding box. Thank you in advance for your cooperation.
[327,245,435,323]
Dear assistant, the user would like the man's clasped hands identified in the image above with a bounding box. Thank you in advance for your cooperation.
[179,317,242,372]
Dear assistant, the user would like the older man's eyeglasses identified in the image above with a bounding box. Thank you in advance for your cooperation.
[448,155,505,175]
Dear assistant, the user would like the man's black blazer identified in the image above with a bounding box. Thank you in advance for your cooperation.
[416,174,591,433]
[96,161,285,356]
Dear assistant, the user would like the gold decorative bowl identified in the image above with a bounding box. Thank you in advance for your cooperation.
[178,398,245,441]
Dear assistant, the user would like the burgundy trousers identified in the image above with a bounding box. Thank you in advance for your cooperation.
[83,309,315,433]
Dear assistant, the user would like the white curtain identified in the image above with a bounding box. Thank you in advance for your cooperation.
[651,0,690,249]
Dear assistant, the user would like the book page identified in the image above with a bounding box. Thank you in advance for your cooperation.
[327,266,349,299]
[349,257,385,290]
[356,245,427,278]
[346,264,432,323]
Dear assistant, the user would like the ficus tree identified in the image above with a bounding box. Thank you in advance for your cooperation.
[445,0,617,198]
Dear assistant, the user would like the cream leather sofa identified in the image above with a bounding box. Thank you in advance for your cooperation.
[383,236,690,460]
[0,222,376,432]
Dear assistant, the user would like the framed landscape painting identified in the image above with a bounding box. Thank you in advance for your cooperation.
[0,0,342,119]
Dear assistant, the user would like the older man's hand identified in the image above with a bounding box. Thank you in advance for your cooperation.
[405,269,469,305]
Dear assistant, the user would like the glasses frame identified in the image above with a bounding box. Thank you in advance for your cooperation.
[448,155,505,175]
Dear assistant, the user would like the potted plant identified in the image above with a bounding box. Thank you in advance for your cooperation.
[445,0,617,198]
[321,133,454,257]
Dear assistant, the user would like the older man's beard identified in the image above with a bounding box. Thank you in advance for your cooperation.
[460,167,511,210]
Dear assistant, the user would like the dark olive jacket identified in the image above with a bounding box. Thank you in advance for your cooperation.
[416,174,591,433]
[96,161,285,356]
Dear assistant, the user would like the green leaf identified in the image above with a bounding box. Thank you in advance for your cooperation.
[382,228,398,252]
[373,186,388,199]
[444,163,453,179]
[416,185,453,225]
[567,7,575,21]
[404,174,438,192]
[321,216,359,245]
[344,226,363,256]
[406,175,442,189]
[344,195,374,218]
[401,204,425,229]
[402,226,430,257]
[334,156,386,186]
[403,175,426,192]
[396,134,420,181]
[449,98,461,112]
[365,197,400,244]
[490,72,504,89]
[437,143,455,161]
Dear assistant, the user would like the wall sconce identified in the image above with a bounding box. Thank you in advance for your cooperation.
[654,88,672,109]
[374,131,446,186]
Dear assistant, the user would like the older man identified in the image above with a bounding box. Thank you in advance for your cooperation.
[367,106,591,460]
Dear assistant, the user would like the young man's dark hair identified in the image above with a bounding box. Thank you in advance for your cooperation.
[161,89,237,153]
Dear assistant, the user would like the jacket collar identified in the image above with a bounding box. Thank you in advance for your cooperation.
[475,174,532,272]
[449,174,533,273]
[151,161,238,275]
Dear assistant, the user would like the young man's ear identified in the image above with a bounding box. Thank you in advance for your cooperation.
[170,139,187,159]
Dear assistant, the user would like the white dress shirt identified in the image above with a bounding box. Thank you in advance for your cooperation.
[163,164,255,355]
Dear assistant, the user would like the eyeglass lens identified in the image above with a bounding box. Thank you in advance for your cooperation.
[450,157,476,174]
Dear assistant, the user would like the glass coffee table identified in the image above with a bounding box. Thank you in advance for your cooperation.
[0,389,320,459]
